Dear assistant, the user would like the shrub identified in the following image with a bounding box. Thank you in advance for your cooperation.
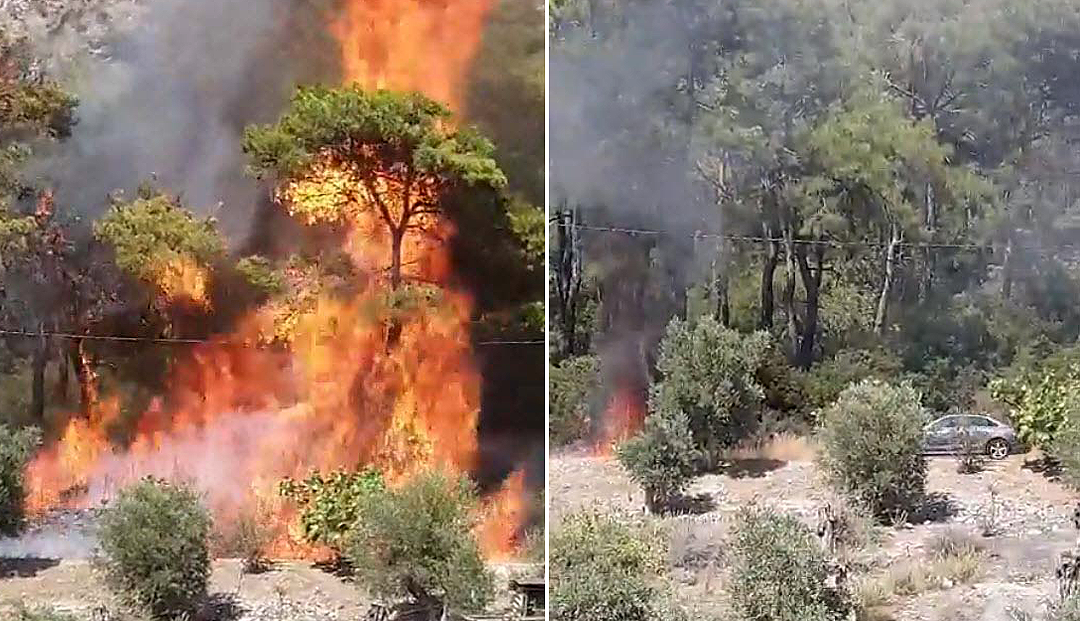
[279,467,384,553]
[0,424,41,535]
[550,355,600,446]
[617,410,698,513]
[550,510,683,621]
[990,363,1080,449]
[651,317,768,465]
[729,505,851,621]
[346,470,493,614]
[800,347,901,412]
[97,477,211,619]
[213,501,274,573]
[816,380,927,520]
[1050,390,1080,489]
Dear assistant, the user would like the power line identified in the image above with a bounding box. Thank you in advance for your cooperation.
[552,220,1079,253]
[0,329,543,347]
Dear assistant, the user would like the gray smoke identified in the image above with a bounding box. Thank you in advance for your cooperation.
[550,2,708,230]
[20,0,339,240]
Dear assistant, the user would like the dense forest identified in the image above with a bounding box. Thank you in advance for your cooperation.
[550,0,1080,443]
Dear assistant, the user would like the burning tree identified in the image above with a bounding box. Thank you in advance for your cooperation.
[243,85,506,292]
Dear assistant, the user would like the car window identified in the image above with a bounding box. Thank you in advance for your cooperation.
[930,417,960,430]
[974,416,999,427]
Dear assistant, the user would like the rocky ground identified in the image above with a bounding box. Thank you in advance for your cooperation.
[0,510,538,621]
[0,557,539,621]
[551,439,1079,621]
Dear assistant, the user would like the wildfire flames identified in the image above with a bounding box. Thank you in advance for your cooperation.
[331,0,495,111]
[24,0,525,559]
[593,384,646,456]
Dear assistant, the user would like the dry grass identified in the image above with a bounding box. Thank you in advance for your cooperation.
[666,516,725,571]
[856,529,985,606]
[727,432,816,462]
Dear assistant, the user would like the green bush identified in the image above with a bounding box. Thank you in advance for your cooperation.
[279,467,384,552]
[550,511,683,621]
[346,470,493,614]
[0,424,41,535]
[97,477,211,619]
[800,347,901,412]
[550,355,600,446]
[729,505,851,621]
[617,409,698,512]
[817,380,927,520]
[991,364,1080,449]
[651,317,768,465]
[1048,385,1080,489]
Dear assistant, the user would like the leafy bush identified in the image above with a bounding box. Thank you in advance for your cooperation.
[991,364,1080,449]
[730,505,851,621]
[800,347,901,412]
[346,470,493,614]
[1046,386,1080,489]
[279,467,384,552]
[550,511,683,621]
[550,355,600,446]
[97,477,211,619]
[617,410,698,512]
[0,424,41,535]
[651,317,768,465]
[817,380,927,520]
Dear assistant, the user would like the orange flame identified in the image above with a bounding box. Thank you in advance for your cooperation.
[476,469,527,560]
[593,385,645,456]
[331,0,496,111]
[23,1,525,560]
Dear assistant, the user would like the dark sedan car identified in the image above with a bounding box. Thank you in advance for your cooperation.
[923,414,1021,460]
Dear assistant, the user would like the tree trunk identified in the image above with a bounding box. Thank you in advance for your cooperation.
[69,338,98,418]
[782,224,799,360]
[760,229,779,329]
[920,182,936,303]
[714,238,730,327]
[875,224,901,335]
[389,228,404,290]
[795,245,823,369]
[55,348,70,402]
[387,228,405,349]
[555,210,582,356]
[1002,235,1014,301]
[31,325,46,423]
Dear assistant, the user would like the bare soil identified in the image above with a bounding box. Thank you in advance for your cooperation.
[551,440,1078,621]
[0,556,538,620]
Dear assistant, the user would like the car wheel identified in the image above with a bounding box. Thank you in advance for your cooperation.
[987,438,1009,460]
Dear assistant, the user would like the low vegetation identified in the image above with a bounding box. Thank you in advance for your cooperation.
[279,467,385,555]
[550,510,683,621]
[617,410,698,513]
[346,470,493,615]
[729,505,852,621]
[96,477,211,619]
[817,380,928,520]
[0,424,41,535]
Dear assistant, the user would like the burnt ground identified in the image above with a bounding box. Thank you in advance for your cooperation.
[551,439,1079,621]
[0,512,539,621]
